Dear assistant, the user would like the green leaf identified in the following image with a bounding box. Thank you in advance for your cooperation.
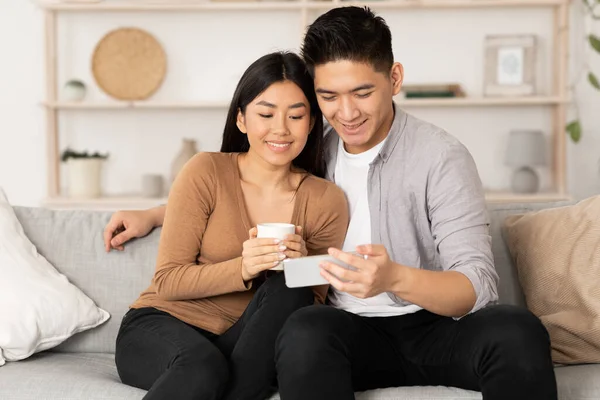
[566,120,582,143]
[589,72,600,90]
[589,34,600,54]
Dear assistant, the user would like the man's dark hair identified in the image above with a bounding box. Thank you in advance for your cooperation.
[301,6,394,75]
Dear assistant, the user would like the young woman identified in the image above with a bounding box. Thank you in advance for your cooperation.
[114,52,349,400]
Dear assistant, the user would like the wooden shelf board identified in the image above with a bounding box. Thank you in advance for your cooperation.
[310,0,570,10]
[42,96,567,110]
[42,195,168,210]
[484,191,571,203]
[42,101,231,109]
[40,191,571,211]
[396,96,567,107]
[37,0,570,11]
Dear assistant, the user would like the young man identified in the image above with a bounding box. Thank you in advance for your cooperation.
[103,7,557,400]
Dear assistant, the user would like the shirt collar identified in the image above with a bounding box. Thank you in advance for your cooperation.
[324,102,407,173]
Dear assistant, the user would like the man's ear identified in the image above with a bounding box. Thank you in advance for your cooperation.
[309,116,315,133]
[390,62,404,96]
[236,109,247,134]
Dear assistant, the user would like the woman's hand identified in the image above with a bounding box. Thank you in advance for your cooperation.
[241,228,288,281]
[103,209,161,252]
[281,226,307,259]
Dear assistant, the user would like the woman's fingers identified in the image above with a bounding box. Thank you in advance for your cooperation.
[248,227,258,240]
[243,244,287,258]
[252,260,282,273]
[249,253,285,267]
[280,240,300,251]
[284,250,302,259]
[284,234,303,243]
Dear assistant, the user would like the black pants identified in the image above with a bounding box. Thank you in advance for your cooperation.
[275,304,557,400]
[115,273,313,400]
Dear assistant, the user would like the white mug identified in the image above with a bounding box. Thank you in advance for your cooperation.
[256,223,296,271]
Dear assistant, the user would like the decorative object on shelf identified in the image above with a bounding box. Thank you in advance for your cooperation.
[92,27,167,101]
[170,139,198,186]
[401,83,465,98]
[484,35,537,97]
[505,130,547,194]
[141,174,165,198]
[61,148,109,199]
[62,79,87,102]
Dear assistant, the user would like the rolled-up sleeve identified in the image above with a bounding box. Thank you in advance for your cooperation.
[427,143,499,315]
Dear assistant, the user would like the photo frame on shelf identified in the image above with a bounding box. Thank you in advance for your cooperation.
[484,34,537,97]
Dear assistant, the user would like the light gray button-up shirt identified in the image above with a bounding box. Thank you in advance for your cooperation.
[323,105,499,314]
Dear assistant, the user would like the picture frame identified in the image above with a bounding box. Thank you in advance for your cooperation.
[484,34,537,97]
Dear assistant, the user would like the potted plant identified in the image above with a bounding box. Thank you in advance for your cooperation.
[566,0,600,143]
[61,148,109,199]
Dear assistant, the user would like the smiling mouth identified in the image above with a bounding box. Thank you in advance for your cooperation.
[266,141,291,148]
[341,120,367,130]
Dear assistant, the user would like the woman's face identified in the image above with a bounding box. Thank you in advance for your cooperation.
[237,80,313,170]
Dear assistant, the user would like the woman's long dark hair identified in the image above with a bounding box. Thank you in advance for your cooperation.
[220,52,325,178]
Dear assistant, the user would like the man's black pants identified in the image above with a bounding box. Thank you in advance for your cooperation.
[275,304,557,400]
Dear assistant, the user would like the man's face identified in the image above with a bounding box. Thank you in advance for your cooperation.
[313,60,403,154]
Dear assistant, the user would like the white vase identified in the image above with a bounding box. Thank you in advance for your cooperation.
[67,158,104,198]
[170,139,198,185]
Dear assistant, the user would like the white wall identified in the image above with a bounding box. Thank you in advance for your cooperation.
[0,0,45,206]
[1,1,599,206]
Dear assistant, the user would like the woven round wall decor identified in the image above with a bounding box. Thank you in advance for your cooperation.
[92,27,167,101]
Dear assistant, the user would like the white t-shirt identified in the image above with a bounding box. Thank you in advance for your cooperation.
[328,139,422,317]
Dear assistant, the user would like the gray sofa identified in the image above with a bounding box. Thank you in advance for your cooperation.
[1,202,599,400]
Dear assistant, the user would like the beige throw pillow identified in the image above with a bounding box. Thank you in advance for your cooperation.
[503,196,600,365]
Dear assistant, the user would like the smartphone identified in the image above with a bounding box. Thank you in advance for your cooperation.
[283,253,359,288]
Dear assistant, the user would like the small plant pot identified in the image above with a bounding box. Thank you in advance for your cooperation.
[67,158,104,198]
[63,80,87,102]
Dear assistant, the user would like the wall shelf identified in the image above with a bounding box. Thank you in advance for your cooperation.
[42,101,231,110]
[42,96,568,110]
[37,0,569,12]
[37,0,572,206]
[42,195,169,210]
[40,191,571,211]
[484,191,571,203]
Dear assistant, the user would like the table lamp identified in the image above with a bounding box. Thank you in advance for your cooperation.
[505,130,548,194]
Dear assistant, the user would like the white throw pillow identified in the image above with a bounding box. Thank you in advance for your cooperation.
[0,188,109,366]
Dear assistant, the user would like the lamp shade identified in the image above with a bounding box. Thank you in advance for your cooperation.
[505,130,548,167]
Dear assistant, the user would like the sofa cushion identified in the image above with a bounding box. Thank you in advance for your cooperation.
[0,352,145,399]
[555,364,600,400]
[13,207,160,354]
[0,353,482,400]
[1,352,598,400]
[503,196,600,365]
[486,201,572,307]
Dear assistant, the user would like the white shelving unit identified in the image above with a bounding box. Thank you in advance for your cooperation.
[39,0,570,11]
[42,95,567,110]
[37,0,572,209]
